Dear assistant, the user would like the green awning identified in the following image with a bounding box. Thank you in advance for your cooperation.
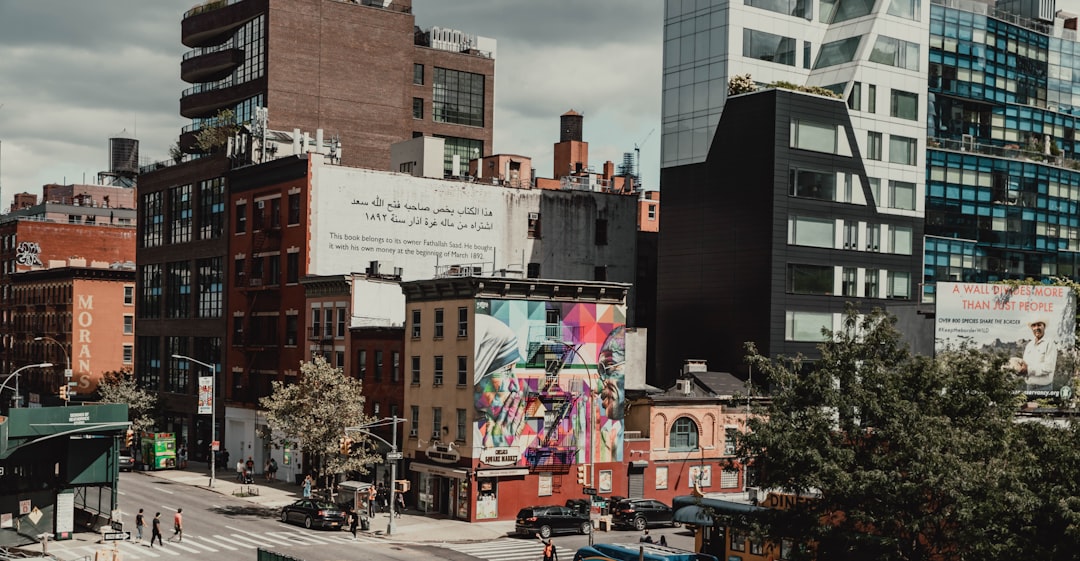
[672,495,767,526]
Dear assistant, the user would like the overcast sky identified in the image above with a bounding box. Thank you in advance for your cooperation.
[0,0,663,203]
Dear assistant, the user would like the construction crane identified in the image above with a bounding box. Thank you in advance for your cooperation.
[634,127,655,188]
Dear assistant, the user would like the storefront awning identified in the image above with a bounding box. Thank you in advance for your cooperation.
[672,495,767,526]
[409,463,470,479]
[475,467,530,478]
[630,460,649,468]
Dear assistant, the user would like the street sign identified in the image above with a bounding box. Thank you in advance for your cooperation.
[67,382,78,387]
[102,532,130,541]
[583,487,597,495]
[386,451,403,460]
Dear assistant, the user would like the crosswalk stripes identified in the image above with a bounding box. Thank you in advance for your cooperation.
[439,539,546,561]
[43,529,382,561]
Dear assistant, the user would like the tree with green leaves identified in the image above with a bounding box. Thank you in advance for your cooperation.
[738,306,1032,561]
[96,368,159,433]
[259,356,379,490]
[195,108,238,153]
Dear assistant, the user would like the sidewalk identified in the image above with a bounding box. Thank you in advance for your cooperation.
[139,463,515,544]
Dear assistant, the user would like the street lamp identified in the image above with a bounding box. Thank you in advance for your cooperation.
[1,363,54,409]
[35,336,71,405]
[346,416,407,536]
[173,354,218,487]
[549,339,598,546]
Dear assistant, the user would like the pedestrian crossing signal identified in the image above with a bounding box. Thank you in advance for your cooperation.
[59,385,68,401]
[394,479,410,493]
[125,429,134,447]
[340,437,353,455]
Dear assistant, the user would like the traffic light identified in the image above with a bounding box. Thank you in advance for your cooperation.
[125,429,134,448]
[339,436,353,455]
[394,479,410,493]
[576,464,589,486]
[59,385,68,401]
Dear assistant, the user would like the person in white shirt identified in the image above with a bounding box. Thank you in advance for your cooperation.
[1013,317,1058,390]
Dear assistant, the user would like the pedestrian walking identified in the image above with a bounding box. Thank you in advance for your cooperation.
[135,508,145,542]
[150,512,163,547]
[264,459,271,481]
[169,508,183,542]
[659,534,668,547]
[246,456,254,476]
[349,509,359,540]
[367,485,377,517]
[236,459,245,482]
[178,446,188,469]
[302,474,313,498]
[537,535,558,561]
[395,491,405,516]
[268,457,278,482]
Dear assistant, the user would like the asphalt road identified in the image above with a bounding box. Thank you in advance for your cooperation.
[38,472,697,561]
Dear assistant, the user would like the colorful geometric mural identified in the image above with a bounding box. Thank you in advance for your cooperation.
[473,299,626,468]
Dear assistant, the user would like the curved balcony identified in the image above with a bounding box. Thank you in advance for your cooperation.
[181,0,264,48]
[181,47,244,83]
[180,77,264,119]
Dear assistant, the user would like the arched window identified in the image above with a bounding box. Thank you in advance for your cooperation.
[669,417,699,451]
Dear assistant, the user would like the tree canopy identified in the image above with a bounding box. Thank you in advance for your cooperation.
[259,356,380,487]
[96,368,159,433]
[737,307,1077,561]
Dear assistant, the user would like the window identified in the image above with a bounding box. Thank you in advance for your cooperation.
[286,315,298,345]
[196,256,223,318]
[123,315,134,334]
[594,266,608,281]
[889,181,916,210]
[169,184,193,244]
[336,350,345,370]
[410,406,419,437]
[867,224,881,251]
[721,468,740,489]
[432,407,443,440]
[528,212,541,238]
[870,36,920,71]
[434,356,444,385]
[595,218,608,245]
[814,36,861,69]
[745,0,810,19]
[458,307,468,337]
[356,350,366,378]
[789,216,835,248]
[413,63,424,85]
[166,262,191,319]
[141,192,164,247]
[288,193,301,225]
[411,356,421,384]
[820,0,873,22]
[867,131,883,160]
[235,202,247,233]
[865,268,880,298]
[888,271,911,299]
[843,221,858,250]
[842,267,858,296]
[457,356,468,386]
[887,0,920,20]
[724,427,738,455]
[803,40,811,69]
[742,29,796,66]
[890,89,918,120]
[434,308,444,338]
[392,351,400,382]
[785,311,831,341]
[198,178,225,240]
[311,308,321,339]
[337,307,347,337]
[891,226,913,255]
[375,350,383,382]
[888,135,917,165]
[527,262,541,278]
[788,264,833,295]
[848,82,861,110]
[790,168,836,200]
[411,309,421,338]
[648,204,656,220]
[792,120,837,153]
[267,254,280,286]
[750,538,765,555]
[867,84,877,113]
[456,409,467,442]
[669,417,699,451]
[433,67,485,127]
[124,286,134,305]
[123,344,134,364]
[412,97,424,120]
[287,252,299,284]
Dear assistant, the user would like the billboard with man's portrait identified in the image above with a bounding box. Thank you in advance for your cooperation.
[934,282,1076,398]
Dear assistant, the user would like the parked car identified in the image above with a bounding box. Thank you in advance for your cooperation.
[118,449,135,472]
[515,505,592,538]
[279,499,346,530]
[611,498,678,530]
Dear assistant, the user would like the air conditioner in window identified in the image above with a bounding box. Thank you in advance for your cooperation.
[675,379,692,395]
[528,212,539,220]
[257,200,265,209]
[409,429,418,437]
[747,487,760,504]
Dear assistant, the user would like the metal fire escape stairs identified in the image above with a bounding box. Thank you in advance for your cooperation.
[239,207,282,393]
[523,338,581,473]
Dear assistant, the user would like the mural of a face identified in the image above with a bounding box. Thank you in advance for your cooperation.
[597,325,626,421]
[473,315,525,447]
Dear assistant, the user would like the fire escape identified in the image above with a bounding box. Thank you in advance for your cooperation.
[236,201,282,403]
[523,325,583,479]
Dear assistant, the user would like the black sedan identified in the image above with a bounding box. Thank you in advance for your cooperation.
[611,498,679,530]
[515,505,592,539]
[279,499,346,530]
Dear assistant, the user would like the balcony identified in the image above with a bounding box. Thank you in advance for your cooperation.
[525,446,575,474]
[180,77,264,119]
[182,0,262,48]
[181,46,244,83]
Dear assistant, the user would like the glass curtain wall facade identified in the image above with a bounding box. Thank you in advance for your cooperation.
[924,1,1080,301]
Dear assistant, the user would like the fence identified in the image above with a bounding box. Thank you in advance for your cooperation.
[257,548,306,561]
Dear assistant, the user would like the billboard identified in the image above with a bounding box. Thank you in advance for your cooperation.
[935,282,1076,397]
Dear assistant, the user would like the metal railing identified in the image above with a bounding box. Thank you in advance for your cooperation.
[930,0,1052,35]
[929,136,1080,170]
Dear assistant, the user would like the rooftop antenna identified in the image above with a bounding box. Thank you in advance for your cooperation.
[634,127,654,189]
